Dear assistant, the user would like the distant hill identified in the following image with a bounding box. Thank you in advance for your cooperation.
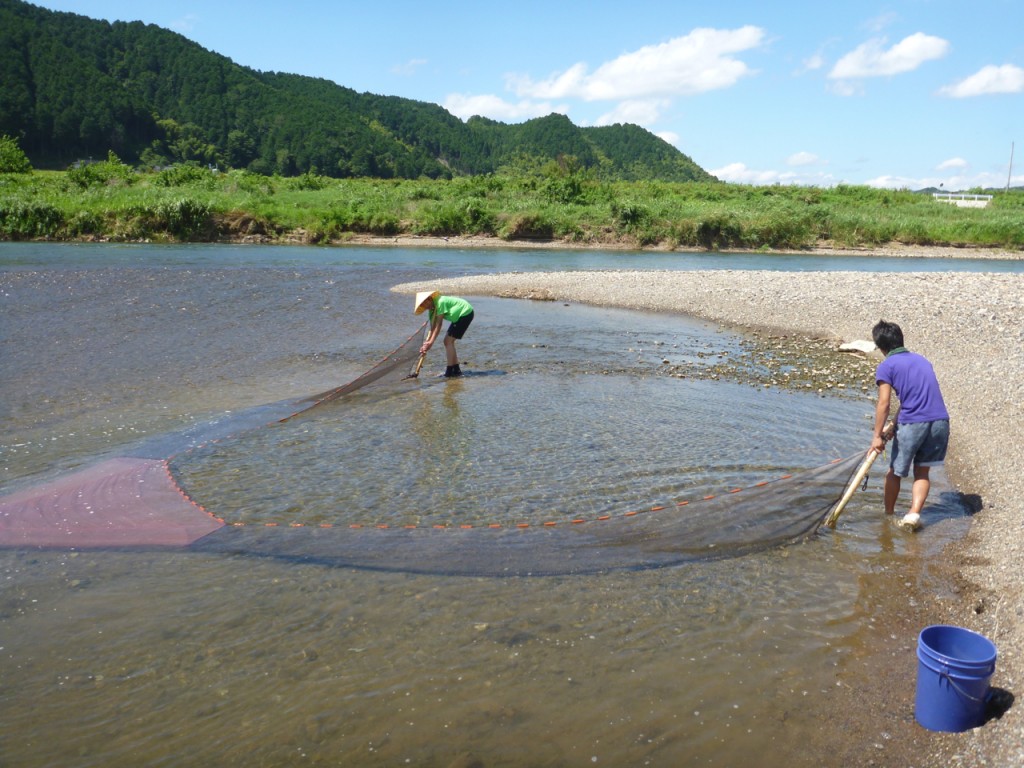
[0,0,715,182]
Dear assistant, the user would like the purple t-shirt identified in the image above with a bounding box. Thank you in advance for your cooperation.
[875,349,949,424]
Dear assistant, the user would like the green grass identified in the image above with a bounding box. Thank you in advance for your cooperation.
[2,165,1023,251]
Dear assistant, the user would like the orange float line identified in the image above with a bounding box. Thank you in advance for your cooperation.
[193,460,843,532]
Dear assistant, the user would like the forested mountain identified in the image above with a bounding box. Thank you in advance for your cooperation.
[0,0,715,181]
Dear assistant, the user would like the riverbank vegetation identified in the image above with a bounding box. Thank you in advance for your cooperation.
[2,156,1022,251]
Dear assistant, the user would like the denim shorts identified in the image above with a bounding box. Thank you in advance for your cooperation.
[890,419,950,477]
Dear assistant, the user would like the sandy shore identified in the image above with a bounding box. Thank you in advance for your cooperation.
[343,232,1023,262]
[392,253,1023,766]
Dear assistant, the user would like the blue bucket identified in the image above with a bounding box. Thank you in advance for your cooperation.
[915,624,997,732]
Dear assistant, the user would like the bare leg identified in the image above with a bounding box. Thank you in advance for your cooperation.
[883,468,901,515]
[443,335,458,367]
[908,465,931,516]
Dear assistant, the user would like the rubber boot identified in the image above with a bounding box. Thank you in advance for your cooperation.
[445,364,463,378]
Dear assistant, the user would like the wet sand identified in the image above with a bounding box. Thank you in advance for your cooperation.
[392,243,1023,767]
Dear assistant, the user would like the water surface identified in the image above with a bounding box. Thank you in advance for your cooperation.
[0,243,970,766]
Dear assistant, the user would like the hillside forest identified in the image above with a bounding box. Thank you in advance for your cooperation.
[0,0,714,182]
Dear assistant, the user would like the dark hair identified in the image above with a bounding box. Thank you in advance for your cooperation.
[872,320,904,353]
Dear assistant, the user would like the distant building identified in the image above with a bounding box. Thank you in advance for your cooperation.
[932,192,993,208]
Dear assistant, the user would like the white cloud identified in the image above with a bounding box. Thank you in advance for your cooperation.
[787,152,820,167]
[442,93,565,122]
[656,131,681,146]
[511,26,765,102]
[865,12,899,34]
[937,157,968,171]
[506,64,590,100]
[863,174,921,189]
[711,162,800,185]
[392,58,428,76]
[169,13,199,33]
[799,53,826,73]
[864,168,1019,190]
[939,64,1024,97]
[829,32,949,79]
[593,99,669,127]
[828,79,863,97]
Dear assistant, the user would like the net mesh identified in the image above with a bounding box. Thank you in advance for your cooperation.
[1,324,872,575]
[190,453,865,576]
[0,457,222,548]
[285,322,428,418]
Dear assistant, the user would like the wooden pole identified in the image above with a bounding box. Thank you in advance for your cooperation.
[823,421,894,529]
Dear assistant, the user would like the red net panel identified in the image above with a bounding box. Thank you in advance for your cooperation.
[0,457,223,548]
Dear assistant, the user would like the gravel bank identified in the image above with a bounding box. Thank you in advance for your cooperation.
[393,268,1023,766]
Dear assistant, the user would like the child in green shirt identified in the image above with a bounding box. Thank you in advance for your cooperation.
[414,291,474,377]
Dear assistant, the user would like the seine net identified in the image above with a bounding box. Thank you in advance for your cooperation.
[189,452,866,576]
[2,322,874,576]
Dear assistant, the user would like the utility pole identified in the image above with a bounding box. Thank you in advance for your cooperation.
[1008,142,1015,192]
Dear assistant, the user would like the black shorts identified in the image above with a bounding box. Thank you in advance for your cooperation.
[446,311,474,340]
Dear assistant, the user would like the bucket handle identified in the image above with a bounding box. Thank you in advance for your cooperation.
[939,671,991,704]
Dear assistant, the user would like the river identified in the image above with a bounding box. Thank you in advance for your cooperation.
[0,243,978,766]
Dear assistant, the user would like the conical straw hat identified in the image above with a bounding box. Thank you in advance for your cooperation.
[414,290,440,314]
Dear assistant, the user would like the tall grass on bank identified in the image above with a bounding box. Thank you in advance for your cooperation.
[2,165,1022,251]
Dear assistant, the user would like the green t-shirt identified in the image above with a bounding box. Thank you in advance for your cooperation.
[430,295,473,324]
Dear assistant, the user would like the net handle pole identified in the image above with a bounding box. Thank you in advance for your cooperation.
[410,320,430,377]
[408,353,426,378]
[823,421,894,529]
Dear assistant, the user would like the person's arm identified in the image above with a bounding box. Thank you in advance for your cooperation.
[420,314,443,353]
[871,382,894,453]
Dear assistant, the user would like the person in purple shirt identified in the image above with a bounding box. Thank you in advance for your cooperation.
[870,320,950,531]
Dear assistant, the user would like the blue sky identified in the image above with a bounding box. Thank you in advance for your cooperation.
[35,0,1023,189]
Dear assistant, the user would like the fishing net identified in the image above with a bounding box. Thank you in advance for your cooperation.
[188,453,866,576]
[0,457,223,548]
[0,324,426,550]
[286,323,429,416]
[1,322,875,575]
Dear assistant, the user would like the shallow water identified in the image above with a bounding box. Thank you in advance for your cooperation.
[0,243,970,766]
